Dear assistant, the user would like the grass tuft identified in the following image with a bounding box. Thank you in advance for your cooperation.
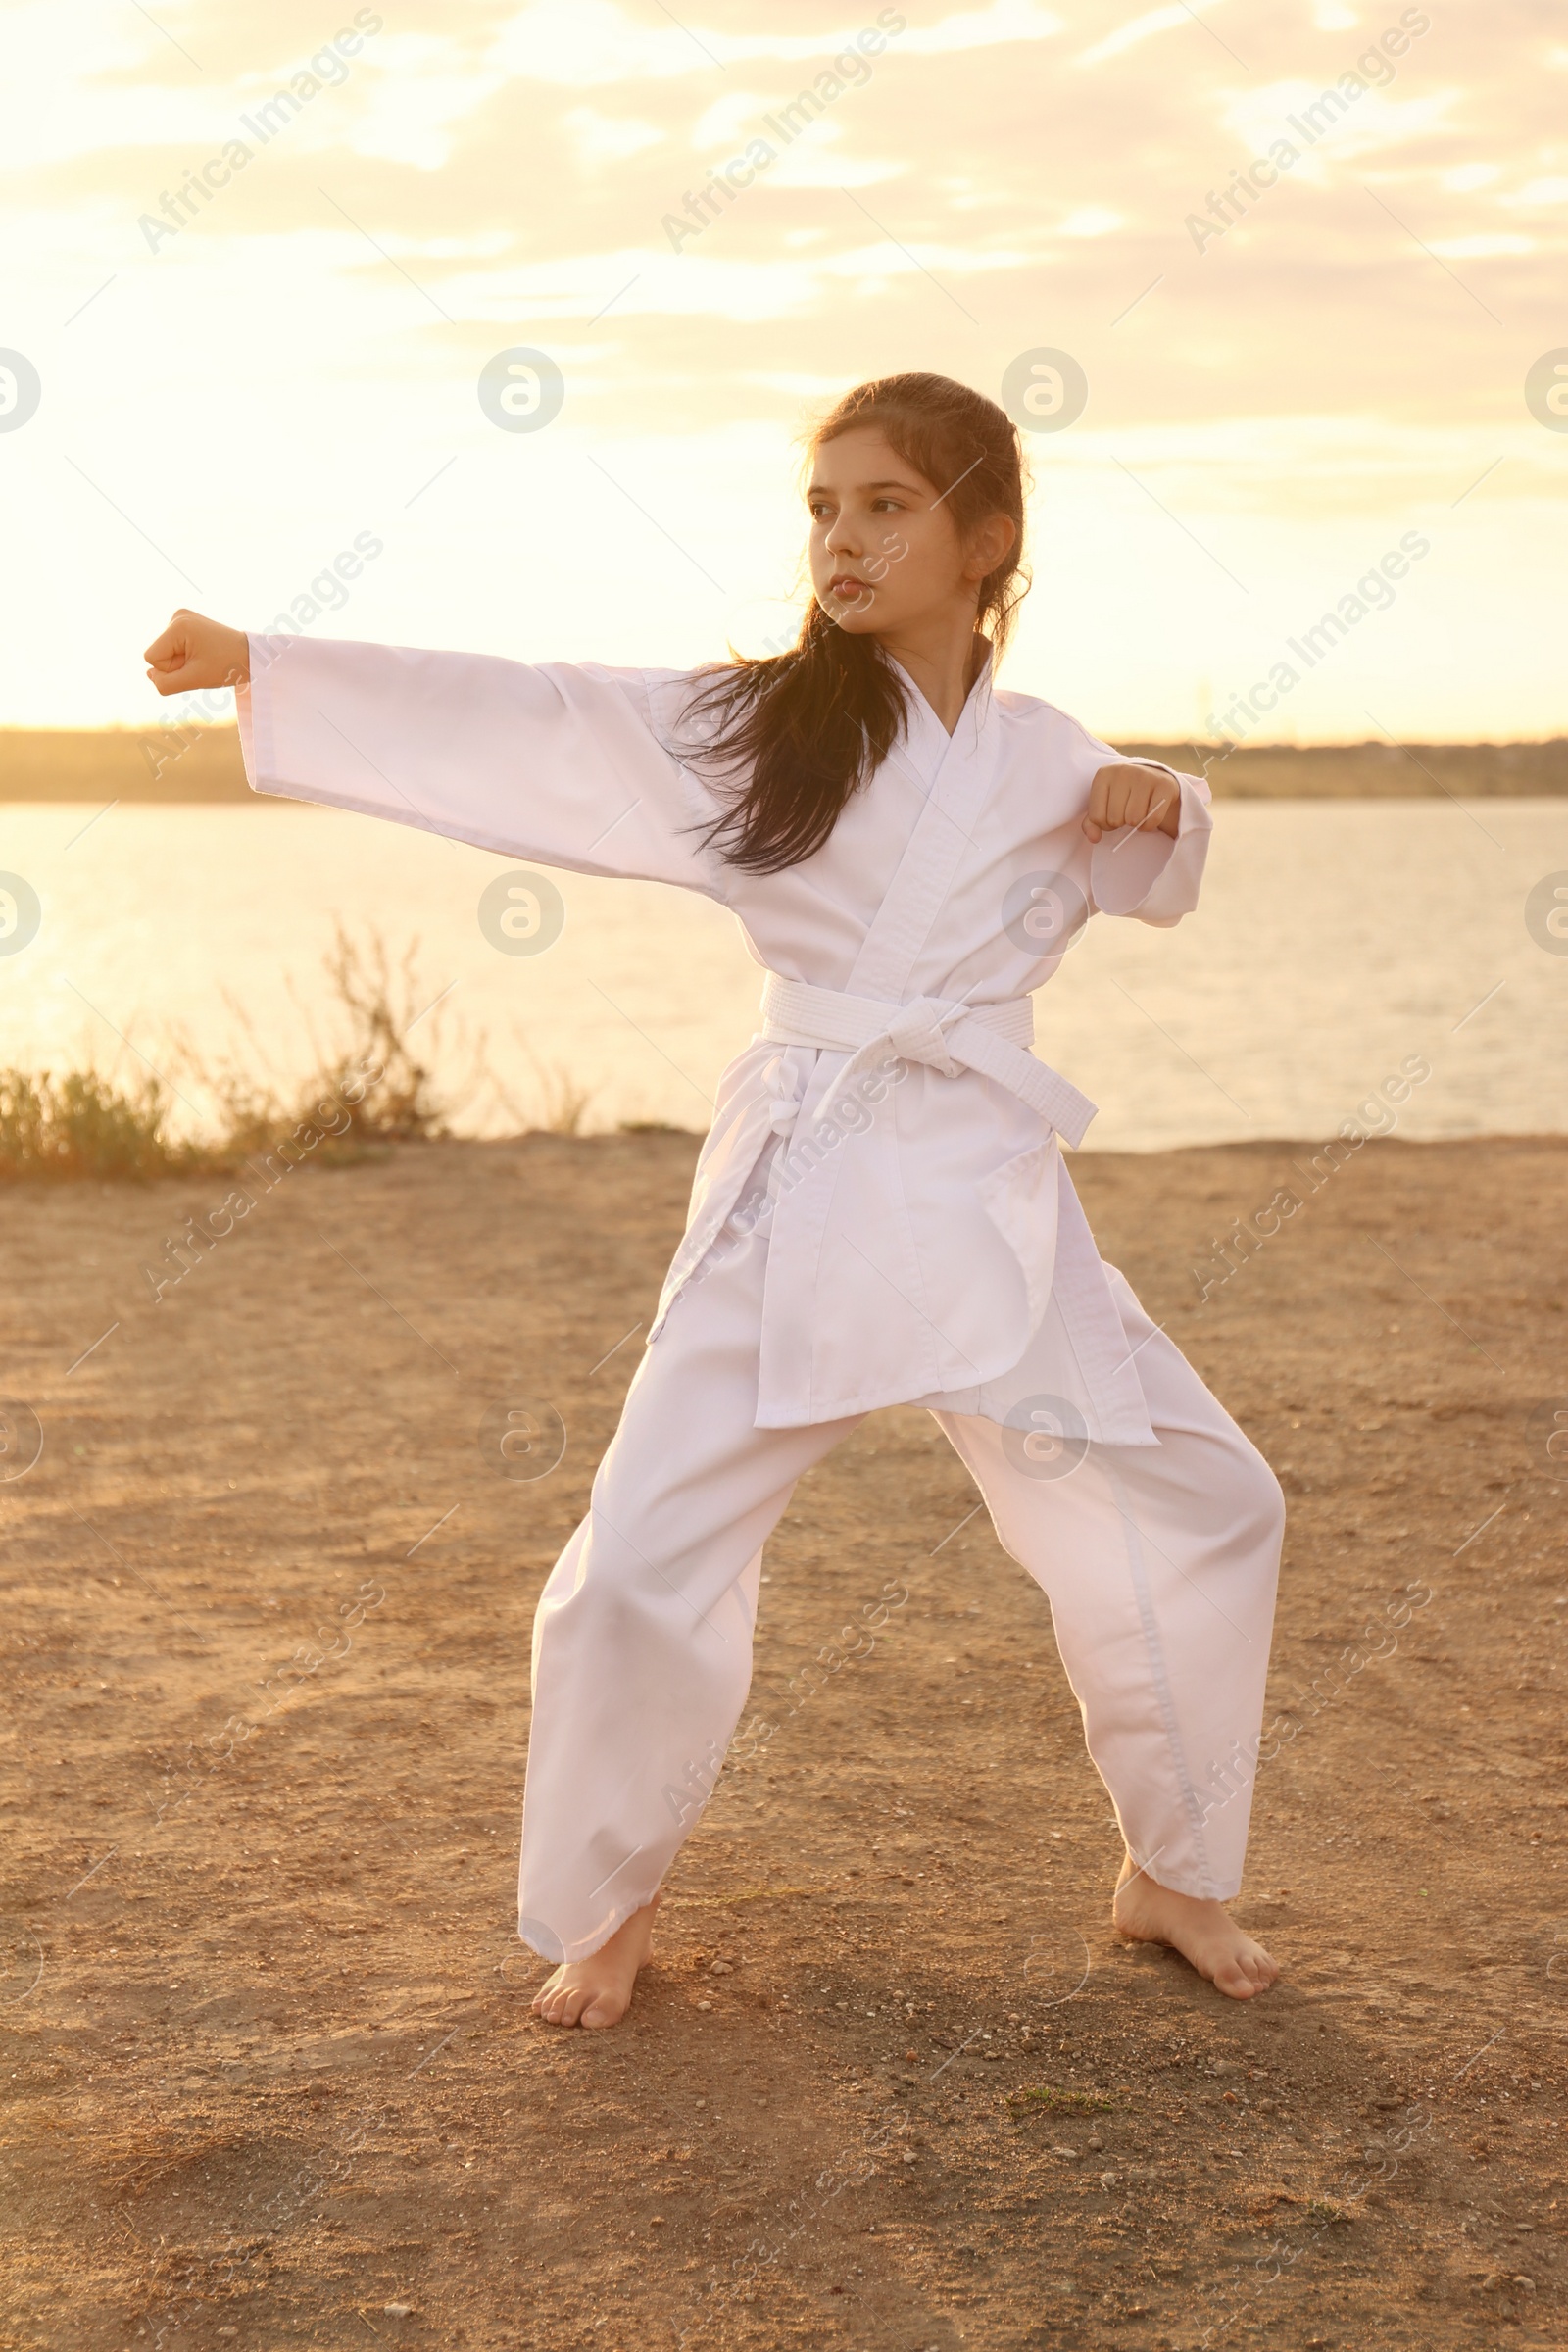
[0,1067,193,1181]
[1,927,457,1182]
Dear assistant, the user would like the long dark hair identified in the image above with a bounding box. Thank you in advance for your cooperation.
[684,372,1030,874]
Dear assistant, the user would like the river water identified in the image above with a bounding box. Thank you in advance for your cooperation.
[1,799,1563,1150]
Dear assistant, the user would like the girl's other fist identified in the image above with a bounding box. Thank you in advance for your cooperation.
[1082,760,1183,843]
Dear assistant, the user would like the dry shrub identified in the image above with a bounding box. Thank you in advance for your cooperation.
[488,1030,596,1138]
[0,1068,193,1181]
[203,928,456,1160]
[1,927,462,1181]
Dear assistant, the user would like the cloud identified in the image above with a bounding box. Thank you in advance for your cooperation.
[1075,2,1223,70]
[1428,231,1535,257]
[564,107,668,168]
[488,0,1064,83]
[1214,77,1458,186]
[888,1,1065,53]
[1501,175,1568,208]
[1056,205,1123,236]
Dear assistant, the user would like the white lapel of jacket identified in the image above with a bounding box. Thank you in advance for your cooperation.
[846,662,993,1004]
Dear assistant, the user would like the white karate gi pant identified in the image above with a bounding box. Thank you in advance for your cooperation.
[518,1225,1284,1964]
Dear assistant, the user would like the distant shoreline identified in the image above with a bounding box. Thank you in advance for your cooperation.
[3,725,1567,802]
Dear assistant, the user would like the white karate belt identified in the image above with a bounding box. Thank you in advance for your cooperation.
[760,972,1098,1148]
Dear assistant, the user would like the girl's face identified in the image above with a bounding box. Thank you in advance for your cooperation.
[805,424,1013,641]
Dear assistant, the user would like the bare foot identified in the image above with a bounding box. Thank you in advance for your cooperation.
[1112,1857,1279,2001]
[529,1895,660,2031]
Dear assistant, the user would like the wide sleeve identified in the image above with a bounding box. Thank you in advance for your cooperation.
[234,633,726,899]
[1082,743,1213,929]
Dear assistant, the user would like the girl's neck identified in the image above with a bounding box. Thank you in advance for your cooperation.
[874,612,991,736]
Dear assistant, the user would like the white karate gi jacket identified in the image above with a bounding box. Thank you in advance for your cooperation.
[237,636,1211,1444]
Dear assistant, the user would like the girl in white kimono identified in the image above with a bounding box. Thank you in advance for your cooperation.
[146,371,1285,2024]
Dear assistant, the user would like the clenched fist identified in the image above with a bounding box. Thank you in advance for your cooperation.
[1081,761,1182,844]
[144,610,251,697]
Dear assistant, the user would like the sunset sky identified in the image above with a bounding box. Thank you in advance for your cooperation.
[3,0,1564,739]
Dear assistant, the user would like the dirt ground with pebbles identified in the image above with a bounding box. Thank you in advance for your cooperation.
[2,1128,1565,2352]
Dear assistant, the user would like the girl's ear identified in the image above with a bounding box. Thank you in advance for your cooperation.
[965,511,1016,581]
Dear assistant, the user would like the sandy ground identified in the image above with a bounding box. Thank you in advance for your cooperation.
[2,1130,1565,2352]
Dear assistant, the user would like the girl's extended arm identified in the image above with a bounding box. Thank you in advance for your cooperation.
[140,611,723,898]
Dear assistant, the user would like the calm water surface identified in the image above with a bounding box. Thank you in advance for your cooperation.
[2,800,1563,1151]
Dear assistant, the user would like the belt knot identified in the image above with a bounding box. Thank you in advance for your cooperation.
[884,996,965,1077]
